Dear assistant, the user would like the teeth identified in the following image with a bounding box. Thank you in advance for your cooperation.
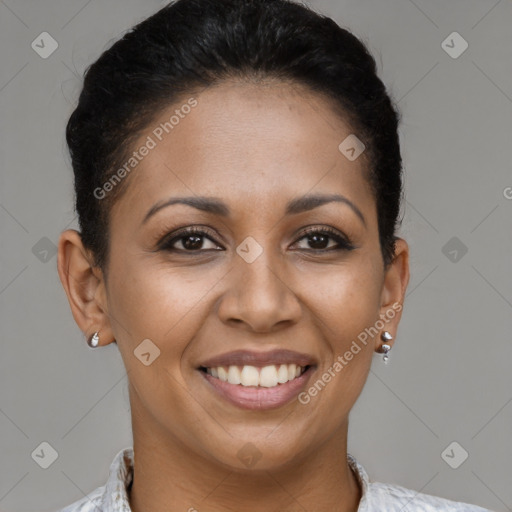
[228,365,241,384]
[288,364,296,381]
[240,366,259,386]
[259,365,278,387]
[277,364,289,383]
[205,363,307,387]
[217,367,228,382]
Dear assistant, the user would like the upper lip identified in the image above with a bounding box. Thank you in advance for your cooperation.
[199,349,317,369]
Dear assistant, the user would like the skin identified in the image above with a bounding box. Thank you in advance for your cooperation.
[58,79,409,512]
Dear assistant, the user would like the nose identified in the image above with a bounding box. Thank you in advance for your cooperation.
[216,247,302,333]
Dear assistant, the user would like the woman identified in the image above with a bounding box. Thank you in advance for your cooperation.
[56,0,492,510]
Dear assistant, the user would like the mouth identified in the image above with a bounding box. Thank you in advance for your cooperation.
[199,363,311,387]
[197,362,316,410]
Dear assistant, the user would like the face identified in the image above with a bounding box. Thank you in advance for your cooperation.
[60,79,409,471]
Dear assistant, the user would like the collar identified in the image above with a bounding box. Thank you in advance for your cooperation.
[102,447,134,511]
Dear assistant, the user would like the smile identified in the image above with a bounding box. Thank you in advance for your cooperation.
[198,364,315,410]
[201,363,309,387]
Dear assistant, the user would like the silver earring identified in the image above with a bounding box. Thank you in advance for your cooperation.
[380,331,393,363]
[87,331,100,348]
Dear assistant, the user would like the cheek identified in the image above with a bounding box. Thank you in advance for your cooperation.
[107,264,215,416]
[107,261,224,364]
[106,261,241,459]
[306,260,382,335]
[297,270,379,430]
[300,258,382,402]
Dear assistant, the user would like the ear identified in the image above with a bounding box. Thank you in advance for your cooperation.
[57,229,115,347]
[376,237,410,350]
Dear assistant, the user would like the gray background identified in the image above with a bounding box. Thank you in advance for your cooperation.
[0,0,511,511]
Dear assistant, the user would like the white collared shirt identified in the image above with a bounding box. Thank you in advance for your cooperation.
[55,447,493,511]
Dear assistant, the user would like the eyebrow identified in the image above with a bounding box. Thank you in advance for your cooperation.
[141,193,366,227]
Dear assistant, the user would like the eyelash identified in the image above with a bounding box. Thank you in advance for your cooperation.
[157,225,355,254]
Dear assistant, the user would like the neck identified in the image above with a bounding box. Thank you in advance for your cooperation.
[128,415,361,512]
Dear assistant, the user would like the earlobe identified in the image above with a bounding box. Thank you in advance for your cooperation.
[57,229,115,347]
[376,237,410,350]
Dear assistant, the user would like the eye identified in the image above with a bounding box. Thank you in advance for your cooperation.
[157,225,355,254]
[293,226,354,252]
[159,226,223,252]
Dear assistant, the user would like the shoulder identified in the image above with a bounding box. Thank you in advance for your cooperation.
[367,480,493,511]
[53,485,105,512]
[347,453,492,512]
[54,446,134,511]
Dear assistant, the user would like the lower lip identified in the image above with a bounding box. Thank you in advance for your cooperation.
[199,366,315,410]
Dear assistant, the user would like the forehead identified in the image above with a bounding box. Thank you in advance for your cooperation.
[111,80,375,226]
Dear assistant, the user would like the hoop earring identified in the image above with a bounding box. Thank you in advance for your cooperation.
[87,331,100,348]
[379,331,393,363]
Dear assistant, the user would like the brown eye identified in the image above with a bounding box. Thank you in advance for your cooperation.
[157,225,354,254]
[293,227,354,252]
[159,227,223,252]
